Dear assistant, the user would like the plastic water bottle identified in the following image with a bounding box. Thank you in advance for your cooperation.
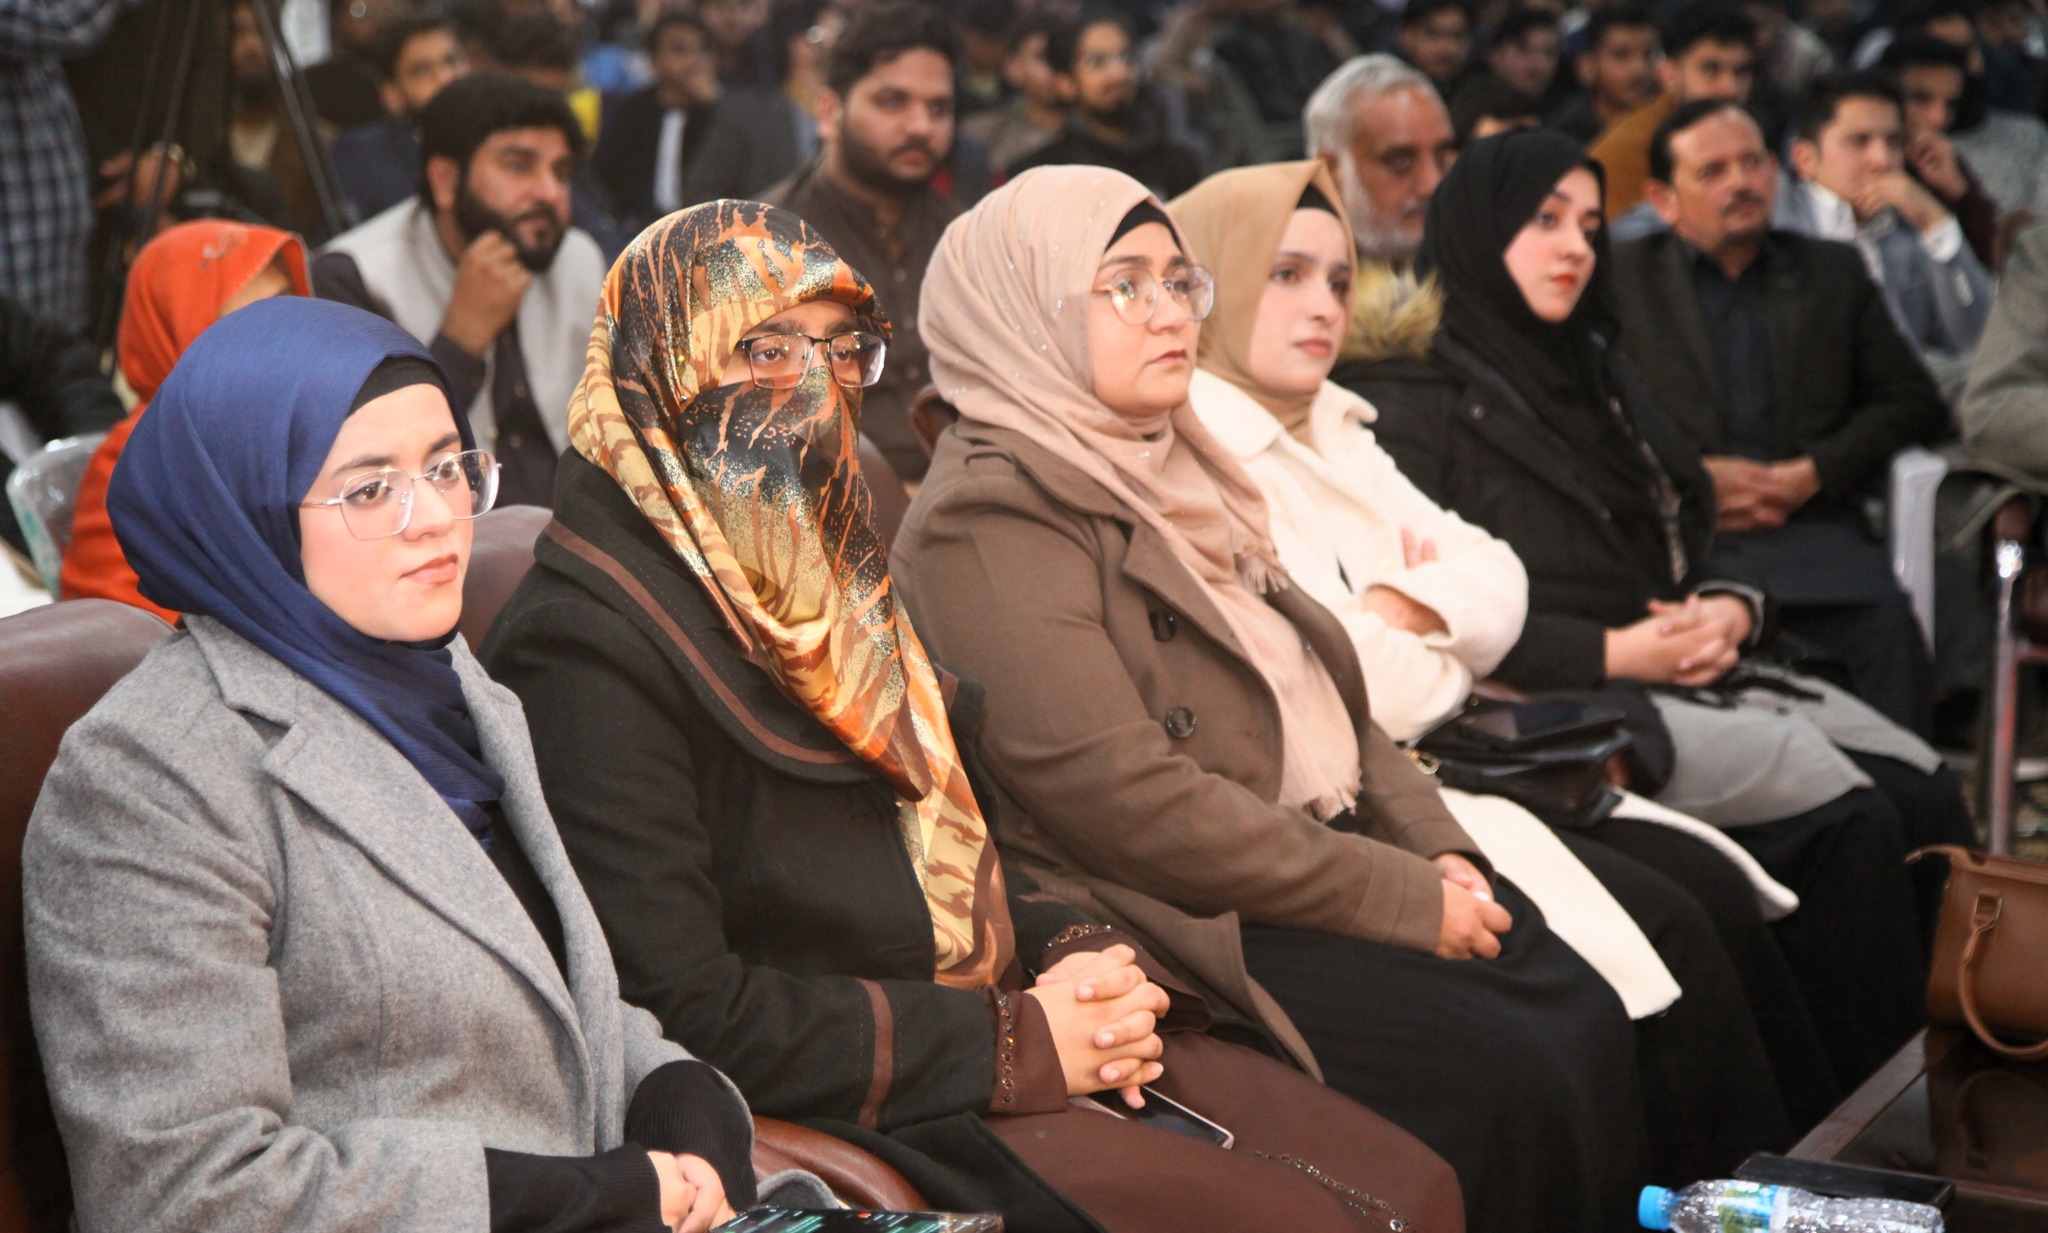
[1638,1181,1943,1232]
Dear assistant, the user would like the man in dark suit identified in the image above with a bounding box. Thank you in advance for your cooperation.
[593,11,724,234]
[1610,97,1949,733]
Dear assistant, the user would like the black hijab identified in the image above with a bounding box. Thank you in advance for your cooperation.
[1417,129,1682,582]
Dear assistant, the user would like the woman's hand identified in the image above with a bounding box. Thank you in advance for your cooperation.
[1604,597,1738,686]
[649,1151,733,1233]
[1437,879,1512,959]
[1027,944,1169,1106]
[1434,852,1490,898]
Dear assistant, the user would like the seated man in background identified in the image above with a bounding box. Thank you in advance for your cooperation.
[1549,4,1659,144]
[594,10,723,234]
[1777,69,1991,396]
[329,12,472,222]
[1480,7,1563,105]
[316,73,605,508]
[1594,2,1756,219]
[1961,220,2048,475]
[766,1,963,480]
[1394,0,1473,98]
[1613,98,1949,733]
[1008,10,1203,197]
[1305,53,1457,267]
[1880,34,2001,266]
[1450,73,1543,144]
[962,10,1066,172]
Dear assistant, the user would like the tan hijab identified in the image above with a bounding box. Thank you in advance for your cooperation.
[571,201,1009,989]
[923,165,1361,820]
[1169,159,1350,440]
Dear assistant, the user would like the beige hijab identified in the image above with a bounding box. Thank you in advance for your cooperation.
[922,165,1361,819]
[1169,159,1350,440]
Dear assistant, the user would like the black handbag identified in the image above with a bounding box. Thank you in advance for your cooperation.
[1413,699,1631,829]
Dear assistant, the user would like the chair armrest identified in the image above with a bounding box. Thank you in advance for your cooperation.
[750,1117,927,1212]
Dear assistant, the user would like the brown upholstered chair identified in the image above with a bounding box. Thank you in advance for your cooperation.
[0,600,174,1231]
[460,504,554,647]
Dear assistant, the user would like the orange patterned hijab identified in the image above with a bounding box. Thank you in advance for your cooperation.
[569,200,1010,988]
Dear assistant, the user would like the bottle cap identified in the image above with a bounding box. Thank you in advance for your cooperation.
[1638,1186,1674,1230]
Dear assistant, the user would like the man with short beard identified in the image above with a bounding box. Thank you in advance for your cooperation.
[1304,54,1457,266]
[315,73,605,508]
[764,1,966,480]
[1006,12,1203,198]
[1610,99,1947,733]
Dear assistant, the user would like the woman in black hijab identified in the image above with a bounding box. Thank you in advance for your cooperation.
[1356,129,1965,1117]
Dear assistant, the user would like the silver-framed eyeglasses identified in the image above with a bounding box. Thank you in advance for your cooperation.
[1094,265,1216,326]
[299,449,501,540]
[733,331,888,390]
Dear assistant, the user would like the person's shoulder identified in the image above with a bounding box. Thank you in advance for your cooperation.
[1765,228,1871,280]
[48,631,259,791]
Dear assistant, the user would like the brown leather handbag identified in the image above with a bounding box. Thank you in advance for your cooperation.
[1912,845,2048,1060]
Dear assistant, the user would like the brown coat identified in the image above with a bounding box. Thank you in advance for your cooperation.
[890,422,1480,1072]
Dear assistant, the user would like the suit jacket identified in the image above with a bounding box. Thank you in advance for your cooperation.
[1608,228,1949,510]
[23,618,779,1233]
[594,87,716,234]
[891,422,1479,977]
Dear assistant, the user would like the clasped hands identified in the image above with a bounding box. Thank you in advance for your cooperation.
[648,1149,735,1233]
[1605,593,1752,687]
[1029,943,1171,1108]
[1703,455,1819,533]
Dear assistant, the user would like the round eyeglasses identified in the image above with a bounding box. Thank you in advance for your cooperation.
[733,331,888,390]
[1094,265,1216,327]
[299,449,501,540]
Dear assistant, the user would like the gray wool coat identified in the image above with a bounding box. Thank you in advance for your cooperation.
[24,616,822,1233]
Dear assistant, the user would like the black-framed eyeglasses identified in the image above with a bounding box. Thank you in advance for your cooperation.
[1093,265,1216,326]
[299,449,500,540]
[733,331,888,389]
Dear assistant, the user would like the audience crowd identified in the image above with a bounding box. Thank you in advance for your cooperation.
[8,0,2048,1228]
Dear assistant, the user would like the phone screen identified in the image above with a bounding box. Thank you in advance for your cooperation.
[1084,1088,1233,1147]
[1466,701,1601,746]
[714,1211,1002,1233]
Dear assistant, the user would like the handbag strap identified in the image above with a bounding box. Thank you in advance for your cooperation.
[1957,889,2048,1061]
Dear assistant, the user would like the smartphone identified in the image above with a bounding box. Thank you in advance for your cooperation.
[1732,1153,1953,1208]
[1078,1086,1235,1148]
[713,1210,1002,1232]
[1461,700,1621,750]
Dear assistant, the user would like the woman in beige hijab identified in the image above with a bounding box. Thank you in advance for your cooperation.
[893,164,1650,1233]
[1171,157,1803,1189]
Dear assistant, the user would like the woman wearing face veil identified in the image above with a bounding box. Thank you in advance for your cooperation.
[27,297,804,1233]
[891,164,1647,1233]
[481,200,1464,1233]
[1351,129,1959,1101]
[1169,157,1796,1181]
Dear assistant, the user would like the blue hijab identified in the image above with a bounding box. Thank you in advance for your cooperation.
[108,297,506,845]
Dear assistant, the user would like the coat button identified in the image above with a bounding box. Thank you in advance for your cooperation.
[1467,404,1484,420]
[1163,707,1197,739]
[1149,609,1178,641]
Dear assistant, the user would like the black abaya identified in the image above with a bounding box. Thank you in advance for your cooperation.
[1241,880,1646,1233]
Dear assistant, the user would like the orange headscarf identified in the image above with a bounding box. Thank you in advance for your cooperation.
[61,221,310,618]
[570,201,1011,989]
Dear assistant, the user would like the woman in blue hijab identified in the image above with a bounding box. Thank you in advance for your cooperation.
[23,298,818,1233]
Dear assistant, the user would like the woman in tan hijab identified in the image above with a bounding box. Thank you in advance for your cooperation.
[1172,156,1803,1190]
[485,199,1464,1233]
[893,164,1648,1233]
